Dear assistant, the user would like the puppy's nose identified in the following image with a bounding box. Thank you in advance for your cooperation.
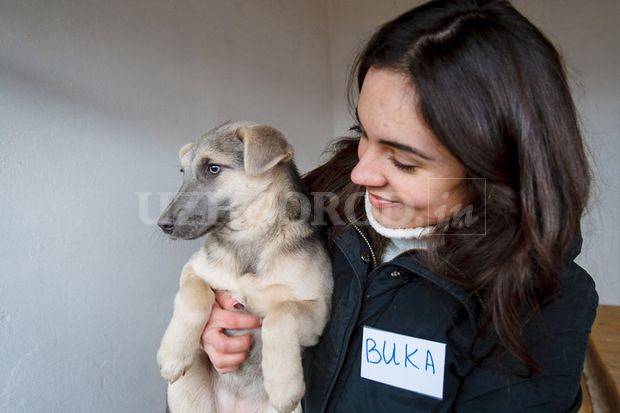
[158,215,175,234]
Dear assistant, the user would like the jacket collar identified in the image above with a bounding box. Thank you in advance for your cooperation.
[566,228,583,260]
[333,223,481,330]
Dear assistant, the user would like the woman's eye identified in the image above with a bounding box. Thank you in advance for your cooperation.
[395,163,416,172]
[208,164,221,175]
[389,156,417,172]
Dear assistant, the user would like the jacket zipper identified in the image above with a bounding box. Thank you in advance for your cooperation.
[350,222,377,268]
[319,222,375,412]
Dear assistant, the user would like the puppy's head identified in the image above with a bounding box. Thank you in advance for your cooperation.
[157,121,294,239]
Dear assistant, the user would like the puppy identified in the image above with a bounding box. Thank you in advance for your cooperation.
[156,122,332,413]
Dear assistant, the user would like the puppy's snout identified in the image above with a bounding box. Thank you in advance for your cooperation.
[158,215,175,235]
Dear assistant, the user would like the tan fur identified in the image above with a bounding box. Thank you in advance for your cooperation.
[156,122,332,413]
[178,142,195,160]
[237,125,293,176]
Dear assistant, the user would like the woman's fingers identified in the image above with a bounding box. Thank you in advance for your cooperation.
[201,293,262,373]
[201,332,253,373]
[210,295,262,330]
[204,323,254,353]
[214,291,240,310]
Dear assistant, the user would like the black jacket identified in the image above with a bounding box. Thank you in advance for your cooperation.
[303,224,598,412]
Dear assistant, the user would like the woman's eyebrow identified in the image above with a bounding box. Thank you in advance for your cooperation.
[355,108,435,162]
[378,139,435,161]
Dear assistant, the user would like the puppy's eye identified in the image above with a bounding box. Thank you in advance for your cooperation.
[207,164,221,175]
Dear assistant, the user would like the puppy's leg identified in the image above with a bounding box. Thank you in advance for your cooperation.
[261,300,325,413]
[158,267,215,384]
[167,351,217,412]
[265,403,302,413]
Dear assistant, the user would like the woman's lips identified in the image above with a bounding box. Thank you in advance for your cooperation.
[368,192,400,208]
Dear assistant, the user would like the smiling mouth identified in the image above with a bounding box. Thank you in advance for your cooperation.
[367,192,401,208]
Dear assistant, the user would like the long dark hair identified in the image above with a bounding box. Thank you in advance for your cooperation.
[304,0,590,375]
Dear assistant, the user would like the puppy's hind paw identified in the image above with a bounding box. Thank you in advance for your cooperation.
[265,377,305,413]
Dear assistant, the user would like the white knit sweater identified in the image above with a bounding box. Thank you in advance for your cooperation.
[364,191,433,262]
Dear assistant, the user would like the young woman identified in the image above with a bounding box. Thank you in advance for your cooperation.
[202,0,598,411]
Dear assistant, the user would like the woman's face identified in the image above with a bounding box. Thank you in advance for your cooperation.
[351,67,469,229]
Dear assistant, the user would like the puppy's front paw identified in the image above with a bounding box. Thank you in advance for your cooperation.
[264,375,305,413]
[157,338,196,384]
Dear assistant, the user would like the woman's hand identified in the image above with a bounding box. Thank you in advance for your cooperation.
[201,292,262,374]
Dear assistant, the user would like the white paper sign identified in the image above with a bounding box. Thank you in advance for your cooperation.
[361,326,446,399]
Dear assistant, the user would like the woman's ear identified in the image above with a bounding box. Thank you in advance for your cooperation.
[236,125,293,176]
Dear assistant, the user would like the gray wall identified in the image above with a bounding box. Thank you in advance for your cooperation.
[0,1,617,411]
[0,1,332,411]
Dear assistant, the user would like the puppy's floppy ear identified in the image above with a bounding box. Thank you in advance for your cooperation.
[178,142,194,161]
[236,125,293,176]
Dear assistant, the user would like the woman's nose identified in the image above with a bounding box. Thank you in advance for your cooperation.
[350,145,387,188]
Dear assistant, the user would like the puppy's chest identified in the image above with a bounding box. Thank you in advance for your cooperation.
[187,242,269,293]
